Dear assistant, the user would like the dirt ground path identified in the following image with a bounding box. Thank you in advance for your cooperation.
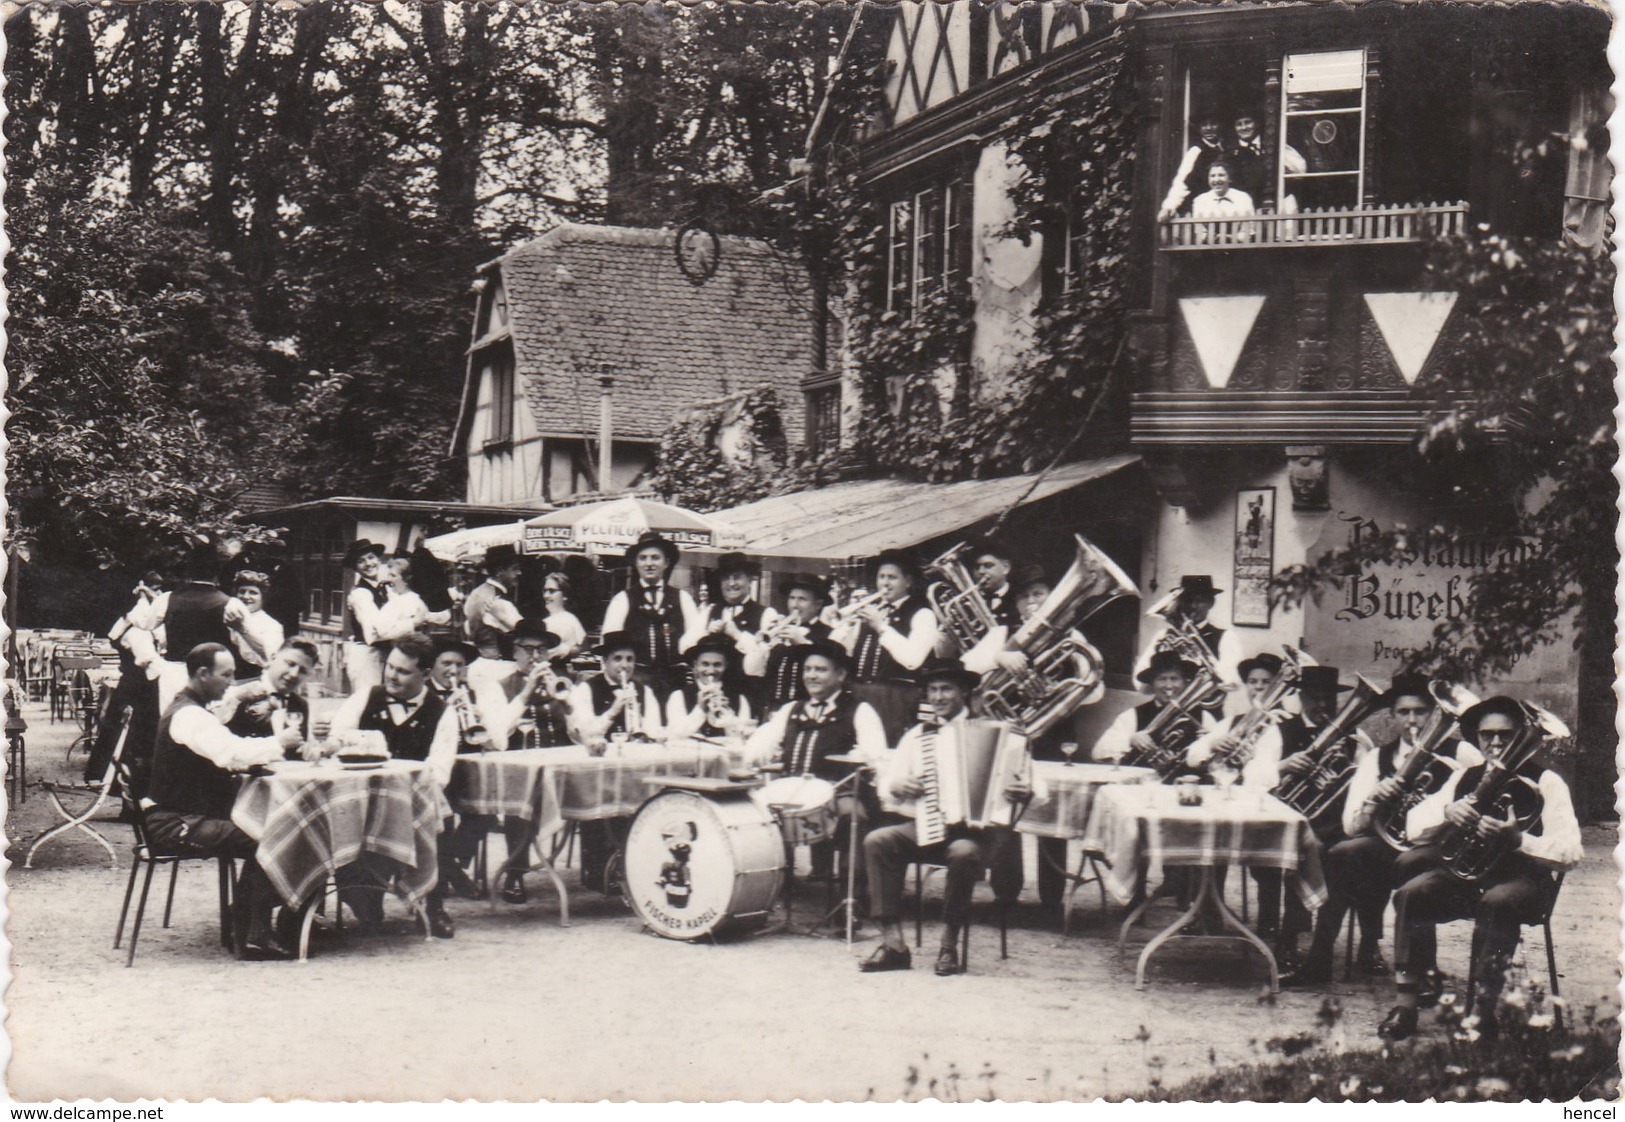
[6,699,1618,1102]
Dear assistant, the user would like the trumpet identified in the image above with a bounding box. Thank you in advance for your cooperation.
[833,588,887,625]
[449,684,493,750]
[524,658,574,704]
[697,677,732,724]
[613,670,642,735]
[761,609,807,647]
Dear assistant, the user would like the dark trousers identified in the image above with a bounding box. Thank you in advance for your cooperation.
[445,814,535,876]
[1303,834,1397,961]
[865,819,1010,930]
[143,809,279,941]
[1391,843,1556,1002]
[336,817,452,922]
[579,816,632,892]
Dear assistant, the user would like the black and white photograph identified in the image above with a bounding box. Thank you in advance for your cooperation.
[2,0,1619,1106]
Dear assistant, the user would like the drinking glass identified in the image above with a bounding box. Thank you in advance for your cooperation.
[1211,762,1239,800]
[1060,741,1079,767]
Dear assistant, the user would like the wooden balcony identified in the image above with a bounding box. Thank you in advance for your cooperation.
[1159,201,1470,251]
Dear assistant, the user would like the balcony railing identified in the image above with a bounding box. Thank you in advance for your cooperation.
[1159,201,1470,250]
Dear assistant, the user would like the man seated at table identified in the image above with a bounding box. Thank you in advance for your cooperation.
[217,640,320,750]
[325,632,460,938]
[567,630,666,895]
[860,658,1033,977]
[666,635,757,741]
[145,642,304,959]
[745,639,888,887]
[477,620,574,905]
[1094,650,1216,767]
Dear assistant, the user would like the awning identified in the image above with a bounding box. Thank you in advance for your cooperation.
[717,454,1141,560]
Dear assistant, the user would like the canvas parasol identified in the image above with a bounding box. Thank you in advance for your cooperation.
[519,496,747,556]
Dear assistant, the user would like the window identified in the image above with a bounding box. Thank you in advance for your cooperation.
[484,353,515,448]
[885,179,973,315]
[804,382,842,454]
[1280,49,1367,212]
[1060,191,1094,294]
[296,532,345,627]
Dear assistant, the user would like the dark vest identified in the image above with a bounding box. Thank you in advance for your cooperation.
[765,622,832,708]
[1181,141,1227,209]
[1453,757,1548,837]
[983,586,1022,631]
[1277,714,1313,760]
[343,578,390,645]
[499,672,572,749]
[776,691,861,782]
[150,691,239,819]
[625,584,686,672]
[676,680,752,739]
[461,580,514,659]
[702,601,767,637]
[356,687,446,763]
[586,674,637,736]
[1228,143,1268,201]
[225,689,309,759]
[853,594,931,684]
[166,584,233,659]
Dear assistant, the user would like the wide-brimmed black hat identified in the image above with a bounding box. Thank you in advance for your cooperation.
[871,549,920,581]
[1012,564,1050,596]
[511,618,562,649]
[1298,665,1352,695]
[1457,696,1528,747]
[1137,650,1199,685]
[783,573,829,601]
[963,537,1015,564]
[800,637,853,672]
[715,552,759,577]
[343,539,387,569]
[432,635,480,664]
[484,543,520,572]
[625,532,679,568]
[1179,575,1222,599]
[1236,652,1285,681]
[595,630,640,658]
[682,633,740,667]
[1381,674,1434,710]
[917,656,981,693]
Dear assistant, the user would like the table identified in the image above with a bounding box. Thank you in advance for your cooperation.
[1082,783,1327,992]
[232,759,448,913]
[1016,762,1159,932]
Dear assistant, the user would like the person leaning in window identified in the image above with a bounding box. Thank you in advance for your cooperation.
[1190,162,1255,244]
[1159,112,1230,222]
[462,545,525,688]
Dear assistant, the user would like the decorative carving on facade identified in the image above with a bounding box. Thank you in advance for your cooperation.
[1285,445,1330,511]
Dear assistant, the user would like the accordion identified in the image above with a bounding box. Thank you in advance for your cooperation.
[954,719,1033,828]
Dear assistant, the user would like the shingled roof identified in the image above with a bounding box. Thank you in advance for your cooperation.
[456,222,813,450]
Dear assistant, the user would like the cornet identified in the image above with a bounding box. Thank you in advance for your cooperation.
[613,670,642,735]
[761,609,807,647]
[449,684,493,750]
[697,677,733,724]
[525,658,574,705]
[833,588,887,625]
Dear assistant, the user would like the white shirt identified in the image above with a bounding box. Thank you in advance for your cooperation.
[232,609,285,671]
[830,602,940,673]
[567,678,665,742]
[168,703,284,772]
[544,610,587,658]
[602,586,703,652]
[1186,711,1284,790]
[1406,762,1583,869]
[743,690,889,769]
[328,686,460,789]
[1094,699,1217,763]
[345,580,390,646]
[373,590,450,643]
[1191,188,1256,243]
[1341,734,1483,837]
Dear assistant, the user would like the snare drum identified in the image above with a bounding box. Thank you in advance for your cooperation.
[753,775,838,847]
[624,788,785,941]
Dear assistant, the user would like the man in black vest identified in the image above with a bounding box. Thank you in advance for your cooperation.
[601,532,701,694]
[1284,675,1480,988]
[696,553,777,693]
[326,633,460,938]
[963,538,1023,634]
[1093,650,1214,765]
[1376,696,1581,1042]
[748,573,833,710]
[342,539,391,694]
[462,545,525,688]
[832,549,940,746]
[217,640,319,750]
[130,550,268,713]
[146,643,303,958]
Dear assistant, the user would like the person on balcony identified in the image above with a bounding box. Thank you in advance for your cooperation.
[1190,162,1255,244]
[1159,113,1229,221]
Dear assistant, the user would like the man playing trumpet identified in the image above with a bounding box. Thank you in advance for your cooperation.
[831,549,940,746]
[744,573,833,710]
[690,552,779,694]
[665,635,757,740]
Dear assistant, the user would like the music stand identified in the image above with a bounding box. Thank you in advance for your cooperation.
[819,753,872,946]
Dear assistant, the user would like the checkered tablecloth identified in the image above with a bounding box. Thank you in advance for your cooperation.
[1017,762,1160,840]
[1082,783,1327,907]
[232,759,448,909]
[451,741,732,840]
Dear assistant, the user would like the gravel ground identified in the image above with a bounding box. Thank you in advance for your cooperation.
[5,697,1619,1102]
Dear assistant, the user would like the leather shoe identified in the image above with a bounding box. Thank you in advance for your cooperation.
[444,862,485,901]
[1417,969,1445,1008]
[859,944,911,973]
[426,904,456,940]
[1377,1005,1418,1041]
[1279,958,1334,989]
[499,872,529,905]
[239,928,295,961]
[934,946,963,977]
[1355,947,1390,978]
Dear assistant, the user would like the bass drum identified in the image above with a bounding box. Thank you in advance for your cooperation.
[624,789,785,941]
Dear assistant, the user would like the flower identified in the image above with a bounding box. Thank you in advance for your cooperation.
[1339,1075,1364,1097]
[1446,1065,1467,1075]
[1476,1077,1513,1097]
[1438,992,1458,1008]
[1503,988,1529,1009]
[1527,1012,1556,1030]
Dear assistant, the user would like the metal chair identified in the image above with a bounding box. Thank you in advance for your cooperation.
[5,680,28,805]
[110,758,236,967]
[909,860,1012,965]
[1465,870,1567,1027]
[29,706,132,868]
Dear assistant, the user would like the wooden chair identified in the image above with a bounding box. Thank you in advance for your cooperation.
[1465,871,1567,1027]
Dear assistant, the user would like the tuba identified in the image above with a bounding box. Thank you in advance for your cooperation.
[1146,589,1236,712]
[1372,681,1480,850]
[1205,644,1313,772]
[1439,701,1568,882]
[976,535,1139,739]
[925,543,1001,653]
[1122,669,1218,779]
[1272,673,1386,819]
